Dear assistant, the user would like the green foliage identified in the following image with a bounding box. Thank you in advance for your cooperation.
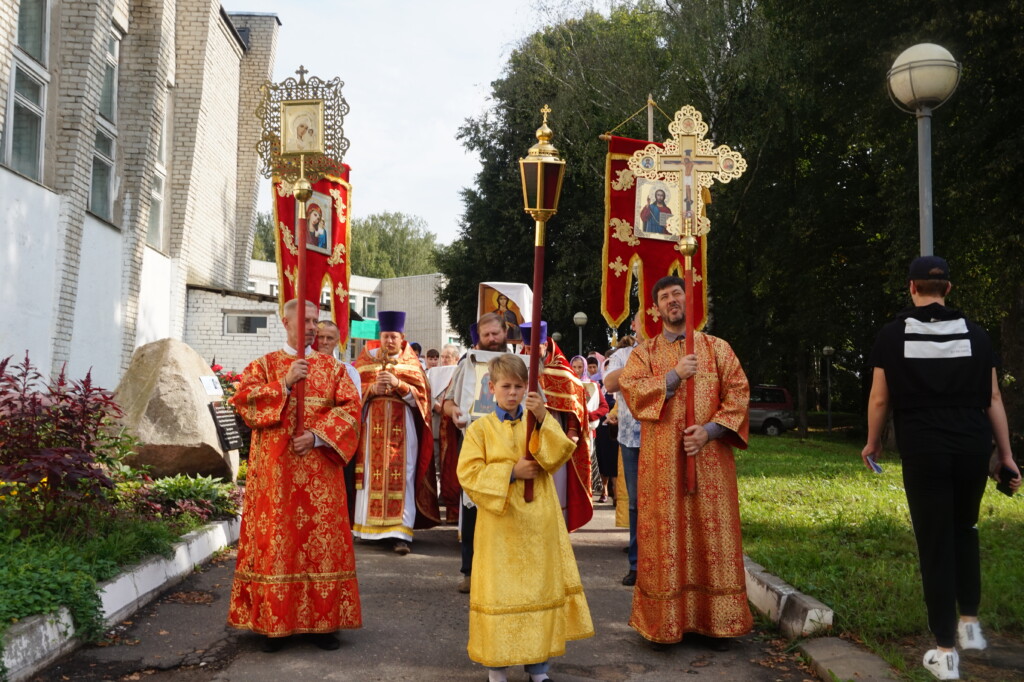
[349,212,439,279]
[148,473,243,520]
[0,511,191,651]
[251,210,276,262]
[739,434,1024,647]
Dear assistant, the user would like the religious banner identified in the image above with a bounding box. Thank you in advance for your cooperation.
[600,135,709,340]
[273,168,352,346]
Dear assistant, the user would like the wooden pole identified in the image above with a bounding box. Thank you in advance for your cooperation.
[523,219,547,503]
[293,156,310,437]
[684,253,697,494]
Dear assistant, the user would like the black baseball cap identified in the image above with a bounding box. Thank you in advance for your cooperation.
[908,255,950,281]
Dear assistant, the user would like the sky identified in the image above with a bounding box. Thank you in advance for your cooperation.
[223,1,556,245]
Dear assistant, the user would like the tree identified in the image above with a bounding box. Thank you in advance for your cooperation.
[349,212,439,279]
[251,211,275,261]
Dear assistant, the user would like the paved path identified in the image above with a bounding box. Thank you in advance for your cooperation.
[33,505,816,681]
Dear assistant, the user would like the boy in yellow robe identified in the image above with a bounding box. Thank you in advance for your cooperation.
[457,354,594,682]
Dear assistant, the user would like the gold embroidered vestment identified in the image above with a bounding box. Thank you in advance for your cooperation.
[620,331,752,643]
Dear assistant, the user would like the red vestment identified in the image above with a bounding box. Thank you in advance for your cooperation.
[620,331,751,643]
[352,342,440,537]
[228,349,362,636]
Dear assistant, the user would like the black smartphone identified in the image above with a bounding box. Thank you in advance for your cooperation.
[996,465,1018,498]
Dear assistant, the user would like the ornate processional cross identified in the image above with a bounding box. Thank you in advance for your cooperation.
[626,105,747,494]
[627,105,746,247]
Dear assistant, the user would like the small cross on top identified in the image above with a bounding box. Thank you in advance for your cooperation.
[540,104,551,125]
[295,65,309,85]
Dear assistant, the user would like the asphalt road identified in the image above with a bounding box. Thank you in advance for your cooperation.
[33,504,816,682]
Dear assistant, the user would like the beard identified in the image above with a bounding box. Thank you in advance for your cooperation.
[480,339,506,352]
[660,304,685,326]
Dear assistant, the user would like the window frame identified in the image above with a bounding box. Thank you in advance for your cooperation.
[223,313,269,335]
[5,59,48,181]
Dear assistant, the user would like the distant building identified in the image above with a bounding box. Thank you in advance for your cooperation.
[244,263,462,367]
[0,0,280,387]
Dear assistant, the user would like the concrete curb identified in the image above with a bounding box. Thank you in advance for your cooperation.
[744,555,834,639]
[2,518,240,682]
[744,556,898,680]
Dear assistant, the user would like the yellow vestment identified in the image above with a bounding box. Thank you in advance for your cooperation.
[620,331,752,643]
[457,412,594,667]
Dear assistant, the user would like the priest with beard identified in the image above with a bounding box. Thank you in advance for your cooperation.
[619,275,751,650]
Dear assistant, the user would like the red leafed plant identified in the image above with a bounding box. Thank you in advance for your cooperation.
[0,353,121,521]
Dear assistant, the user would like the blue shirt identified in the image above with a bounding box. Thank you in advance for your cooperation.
[495,405,524,423]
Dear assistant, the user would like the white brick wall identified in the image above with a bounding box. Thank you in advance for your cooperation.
[183,286,332,374]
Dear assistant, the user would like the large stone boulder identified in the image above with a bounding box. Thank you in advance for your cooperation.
[116,339,237,480]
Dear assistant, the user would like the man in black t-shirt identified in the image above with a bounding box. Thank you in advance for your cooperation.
[863,255,1020,681]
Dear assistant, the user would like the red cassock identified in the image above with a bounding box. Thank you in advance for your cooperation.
[227,349,362,636]
[528,339,594,532]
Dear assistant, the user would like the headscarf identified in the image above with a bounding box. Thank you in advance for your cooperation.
[569,355,591,382]
[586,352,605,382]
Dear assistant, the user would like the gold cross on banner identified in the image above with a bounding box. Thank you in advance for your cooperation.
[627,105,746,247]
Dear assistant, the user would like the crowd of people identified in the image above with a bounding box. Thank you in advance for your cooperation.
[223,260,1019,682]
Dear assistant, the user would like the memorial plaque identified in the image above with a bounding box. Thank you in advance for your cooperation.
[208,403,245,451]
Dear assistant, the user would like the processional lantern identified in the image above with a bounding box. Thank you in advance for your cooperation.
[256,65,350,435]
[517,105,566,503]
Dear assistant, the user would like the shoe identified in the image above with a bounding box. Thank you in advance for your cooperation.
[599,494,608,503]
[260,635,288,653]
[310,632,340,650]
[393,540,411,555]
[457,575,471,593]
[621,570,636,586]
[957,621,987,650]
[706,636,731,651]
[923,649,959,680]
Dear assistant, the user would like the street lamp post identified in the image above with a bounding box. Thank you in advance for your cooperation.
[822,346,835,432]
[887,43,961,257]
[573,311,588,357]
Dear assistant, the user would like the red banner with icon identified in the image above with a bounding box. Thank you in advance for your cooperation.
[600,136,708,339]
[273,168,352,348]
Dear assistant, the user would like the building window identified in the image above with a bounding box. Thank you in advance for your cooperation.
[7,65,45,180]
[90,130,115,220]
[146,92,171,250]
[146,174,164,248]
[269,283,278,297]
[224,314,268,334]
[99,32,119,123]
[17,0,47,64]
[362,296,377,319]
[246,280,256,293]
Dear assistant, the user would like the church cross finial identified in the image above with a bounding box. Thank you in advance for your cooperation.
[540,104,551,125]
[296,65,309,85]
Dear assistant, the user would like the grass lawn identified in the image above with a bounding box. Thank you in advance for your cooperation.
[736,433,1023,660]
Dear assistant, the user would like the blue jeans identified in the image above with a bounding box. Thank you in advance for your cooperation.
[620,444,639,571]
[488,660,550,675]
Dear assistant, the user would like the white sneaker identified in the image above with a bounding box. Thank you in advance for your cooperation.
[923,649,959,680]
[957,620,988,650]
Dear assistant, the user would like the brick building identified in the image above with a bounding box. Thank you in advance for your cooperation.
[0,0,279,387]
